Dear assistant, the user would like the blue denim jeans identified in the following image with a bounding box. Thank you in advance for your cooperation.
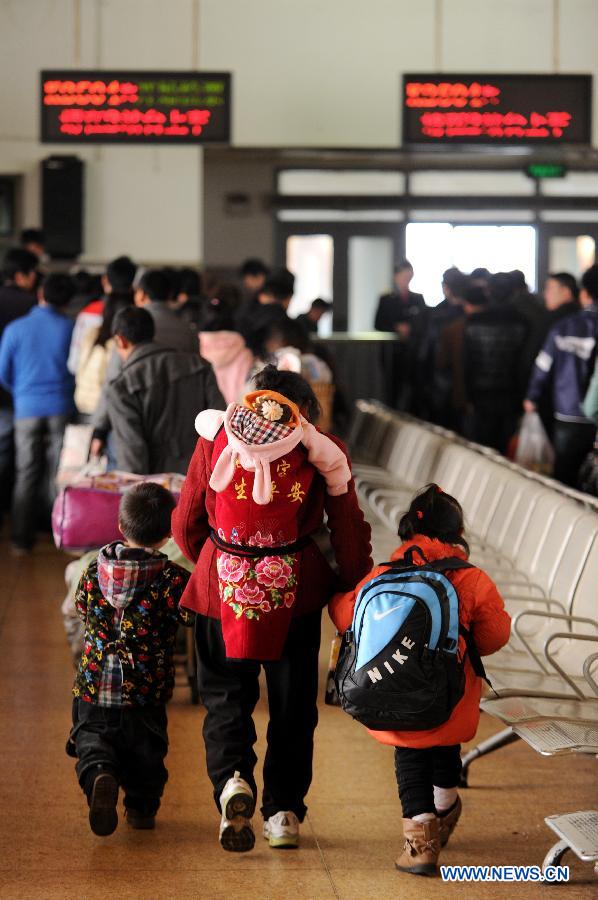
[12,414,69,548]
[0,406,14,515]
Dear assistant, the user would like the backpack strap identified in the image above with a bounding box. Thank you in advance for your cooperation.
[379,545,426,569]
[459,624,493,689]
[428,556,474,573]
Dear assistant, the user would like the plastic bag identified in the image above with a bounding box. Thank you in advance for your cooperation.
[514,411,555,474]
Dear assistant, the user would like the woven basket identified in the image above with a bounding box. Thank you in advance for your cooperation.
[312,381,335,433]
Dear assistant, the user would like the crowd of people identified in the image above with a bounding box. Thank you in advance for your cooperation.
[375,259,598,489]
[11,233,596,876]
[0,245,336,554]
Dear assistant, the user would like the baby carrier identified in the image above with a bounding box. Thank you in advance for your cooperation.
[197,390,350,661]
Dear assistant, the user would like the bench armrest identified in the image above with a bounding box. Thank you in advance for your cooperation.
[544,631,598,700]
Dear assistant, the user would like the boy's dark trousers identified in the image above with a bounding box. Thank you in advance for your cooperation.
[394,745,462,818]
[195,610,321,823]
[70,699,169,817]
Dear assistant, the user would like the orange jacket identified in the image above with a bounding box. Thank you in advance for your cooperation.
[329,536,511,749]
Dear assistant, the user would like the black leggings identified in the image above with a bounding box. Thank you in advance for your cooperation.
[394,745,462,818]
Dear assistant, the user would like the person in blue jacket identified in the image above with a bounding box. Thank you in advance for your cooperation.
[525,264,598,487]
[0,273,75,553]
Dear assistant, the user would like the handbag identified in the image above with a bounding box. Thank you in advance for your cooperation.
[52,471,185,552]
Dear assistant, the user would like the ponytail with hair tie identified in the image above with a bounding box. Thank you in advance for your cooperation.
[397,483,469,555]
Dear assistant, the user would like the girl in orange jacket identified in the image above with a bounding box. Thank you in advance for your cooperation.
[329,484,511,877]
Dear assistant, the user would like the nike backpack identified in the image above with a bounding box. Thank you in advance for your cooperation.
[334,547,489,731]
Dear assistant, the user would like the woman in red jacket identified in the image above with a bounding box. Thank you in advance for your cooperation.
[172,366,372,853]
[330,485,511,878]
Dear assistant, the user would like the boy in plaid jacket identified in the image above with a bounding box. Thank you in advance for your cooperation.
[67,482,191,836]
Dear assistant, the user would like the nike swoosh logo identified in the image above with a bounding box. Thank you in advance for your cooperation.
[372,605,404,621]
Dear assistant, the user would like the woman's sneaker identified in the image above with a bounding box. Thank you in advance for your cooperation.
[263,811,300,849]
[219,771,255,853]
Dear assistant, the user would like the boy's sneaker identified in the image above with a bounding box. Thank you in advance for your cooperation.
[89,772,119,836]
[263,811,300,849]
[219,771,255,853]
[126,809,156,830]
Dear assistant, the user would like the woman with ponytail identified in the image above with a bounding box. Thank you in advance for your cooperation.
[330,483,510,878]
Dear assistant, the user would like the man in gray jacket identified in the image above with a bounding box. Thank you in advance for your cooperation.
[90,269,202,456]
[105,307,223,475]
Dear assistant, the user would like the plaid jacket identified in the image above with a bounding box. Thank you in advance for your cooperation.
[73,549,192,706]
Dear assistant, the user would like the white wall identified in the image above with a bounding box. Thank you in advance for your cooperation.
[1,0,598,261]
[201,0,598,147]
[0,0,202,263]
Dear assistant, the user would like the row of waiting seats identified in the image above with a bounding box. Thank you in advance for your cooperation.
[347,400,598,875]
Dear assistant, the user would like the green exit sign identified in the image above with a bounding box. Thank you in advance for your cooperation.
[526,163,567,179]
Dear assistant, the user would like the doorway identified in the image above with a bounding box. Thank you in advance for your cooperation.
[538,223,598,284]
[276,220,403,332]
[405,223,538,302]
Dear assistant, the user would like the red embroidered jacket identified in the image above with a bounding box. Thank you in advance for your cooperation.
[172,433,373,620]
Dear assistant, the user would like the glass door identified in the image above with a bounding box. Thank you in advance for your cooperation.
[548,234,596,277]
[276,220,403,332]
[538,224,598,287]
[285,234,334,329]
[347,236,394,333]
[406,223,538,301]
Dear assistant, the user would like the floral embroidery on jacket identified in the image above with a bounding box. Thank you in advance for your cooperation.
[218,550,298,620]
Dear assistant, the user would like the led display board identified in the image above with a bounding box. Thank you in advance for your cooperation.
[41,71,231,144]
[402,74,591,146]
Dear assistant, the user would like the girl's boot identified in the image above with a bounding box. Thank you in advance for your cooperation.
[395,816,440,877]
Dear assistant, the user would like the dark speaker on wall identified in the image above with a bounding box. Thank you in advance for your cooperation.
[41,155,84,259]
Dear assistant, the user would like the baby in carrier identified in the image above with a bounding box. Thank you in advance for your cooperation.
[195,369,351,660]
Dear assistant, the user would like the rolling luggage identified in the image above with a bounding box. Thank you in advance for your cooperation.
[52,471,185,552]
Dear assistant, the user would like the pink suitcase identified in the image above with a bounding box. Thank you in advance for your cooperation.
[52,471,185,552]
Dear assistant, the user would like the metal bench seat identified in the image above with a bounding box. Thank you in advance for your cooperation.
[544,811,598,872]
[513,720,598,755]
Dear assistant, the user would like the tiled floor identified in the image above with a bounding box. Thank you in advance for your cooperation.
[0,537,596,899]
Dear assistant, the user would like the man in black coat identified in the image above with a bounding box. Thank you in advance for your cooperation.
[236,269,294,356]
[463,287,529,453]
[374,260,427,412]
[374,260,426,333]
[296,298,332,335]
